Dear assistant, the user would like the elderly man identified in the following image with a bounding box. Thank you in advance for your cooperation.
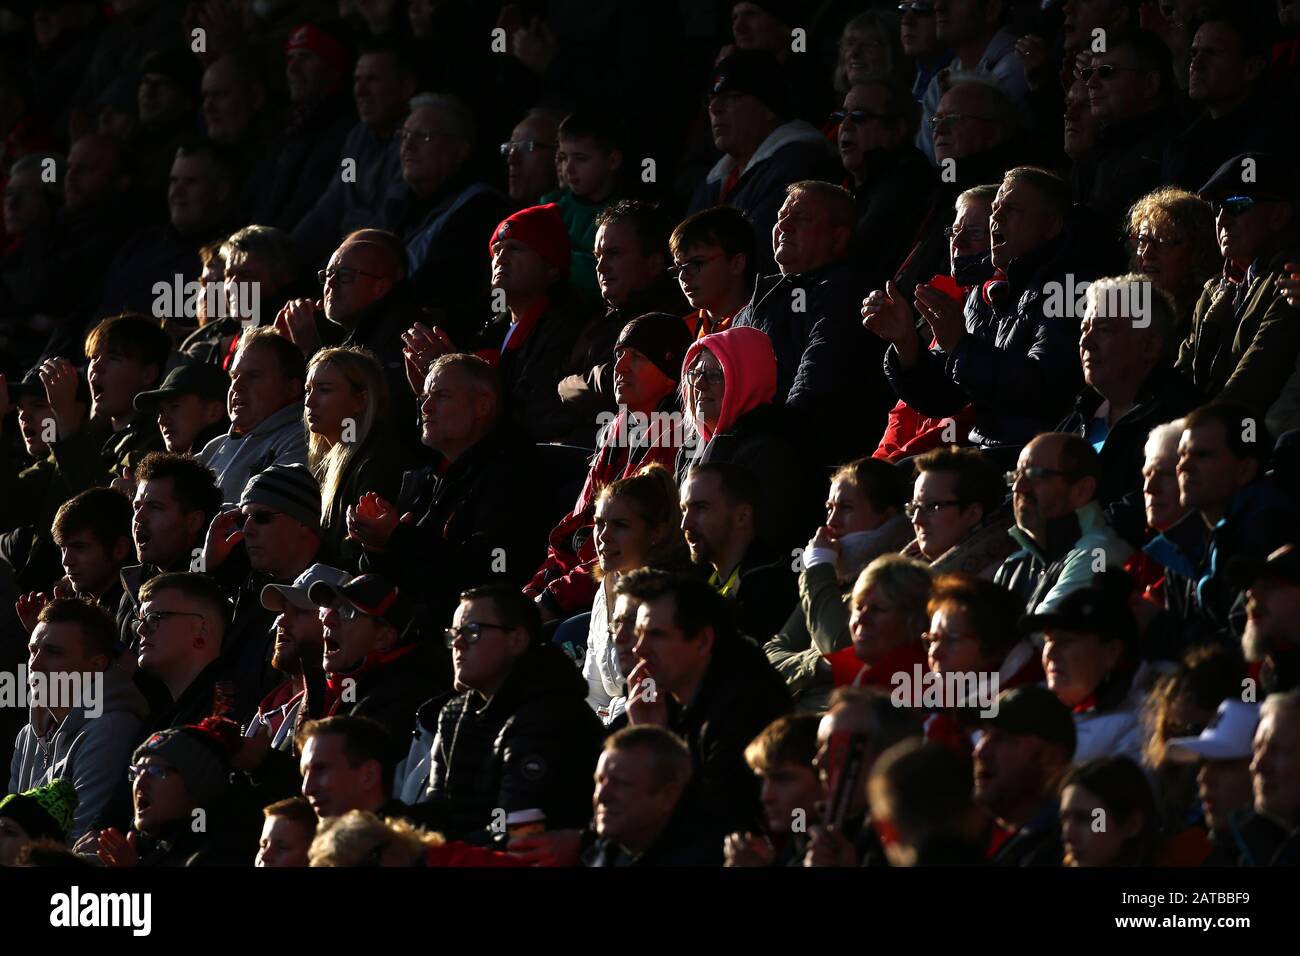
[916,0,1027,164]
[292,39,416,266]
[502,107,563,204]
[1057,275,1202,545]
[384,93,511,340]
[995,432,1132,615]
[734,180,891,465]
[688,49,838,276]
[1229,689,1300,865]
[870,166,1105,454]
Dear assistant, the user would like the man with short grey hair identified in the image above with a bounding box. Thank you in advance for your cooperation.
[1056,274,1202,546]
[383,93,511,344]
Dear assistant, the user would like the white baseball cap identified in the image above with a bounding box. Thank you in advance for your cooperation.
[1165,699,1260,763]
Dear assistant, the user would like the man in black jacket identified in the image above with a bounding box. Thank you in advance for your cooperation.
[734,180,891,466]
[416,583,604,844]
[1230,689,1300,866]
[974,686,1076,867]
[679,461,796,643]
[871,166,1106,458]
[1057,274,1202,546]
[621,571,791,840]
[348,354,550,631]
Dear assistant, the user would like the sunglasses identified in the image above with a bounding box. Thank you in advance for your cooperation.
[242,509,280,526]
[831,109,892,125]
[1211,196,1259,218]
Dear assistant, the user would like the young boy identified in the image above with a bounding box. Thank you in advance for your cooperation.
[542,109,626,302]
[723,713,824,866]
[668,205,757,339]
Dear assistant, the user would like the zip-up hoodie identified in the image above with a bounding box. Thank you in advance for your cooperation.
[198,401,309,504]
[8,666,148,842]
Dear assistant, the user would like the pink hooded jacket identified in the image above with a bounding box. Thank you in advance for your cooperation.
[682,326,778,445]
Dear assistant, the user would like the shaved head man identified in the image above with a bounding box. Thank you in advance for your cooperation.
[321,237,405,329]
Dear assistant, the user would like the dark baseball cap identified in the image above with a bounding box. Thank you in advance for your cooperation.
[1198,152,1298,204]
[7,365,91,405]
[981,685,1077,758]
[1229,543,1300,590]
[134,362,230,411]
[1019,585,1138,649]
[707,50,787,116]
[309,573,413,633]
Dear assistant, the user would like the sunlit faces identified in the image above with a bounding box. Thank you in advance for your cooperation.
[837,84,901,180]
[1250,705,1300,824]
[504,114,559,202]
[909,469,981,560]
[772,191,843,277]
[673,240,746,314]
[1060,781,1142,866]
[989,178,1063,271]
[135,589,211,675]
[594,220,662,308]
[610,593,642,680]
[756,760,824,835]
[228,342,301,435]
[132,754,193,835]
[16,392,56,458]
[1187,21,1261,108]
[1041,628,1122,709]
[299,732,380,819]
[256,814,314,867]
[848,583,913,665]
[594,493,660,576]
[131,477,205,568]
[825,477,888,537]
[87,348,157,424]
[1176,421,1256,515]
[685,349,725,432]
[321,242,396,325]
[1131,217,1194,294]
[419,363,489,453]
[157,392,226,453]
[1243,575,1300,664]
[557,133,621,201]
[1141,443,1187,533]
[679,469,745,568]
[592,744,678,847]
[271,601,325,673]
[304,362,367,443]
[925,604,989,675]
[631,594,712,698]
[319,600,395,675]
[57,529,129,597]
[948,195,992,264]
[447,597,529,694]
[611,345,674,412]
[491,236,556,296]
[28,620,109,689]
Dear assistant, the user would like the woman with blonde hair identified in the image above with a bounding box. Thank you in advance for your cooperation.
[304,346,401,566]
[1124,187,1219,334]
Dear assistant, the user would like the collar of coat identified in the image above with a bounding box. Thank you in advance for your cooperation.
[1007,500,1103,562]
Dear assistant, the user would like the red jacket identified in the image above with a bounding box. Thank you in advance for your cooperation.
[425,841,528,867]
[524,404,682,615]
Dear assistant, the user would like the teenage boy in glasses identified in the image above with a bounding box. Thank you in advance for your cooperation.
[669,205,756,340]
[1175,152,1300,413]
[407,583,602,844]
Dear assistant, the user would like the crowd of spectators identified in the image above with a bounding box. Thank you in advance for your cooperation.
[2,0,1300,869]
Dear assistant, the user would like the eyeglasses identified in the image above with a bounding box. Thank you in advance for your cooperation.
[685,366,725,388]
[942,223,983,239]
[323,600,365,622]
[1005,467,1074,486]
[668,253,725,278]
[904,499,963,519]
[318,266,386,285]
[132,610,205,635]
[443,621,514,648]
[1078,64,1139,82]
[127,764,175,783]
[241,509,280,526]
[1211,196,1258,218]
[929,112,993,131]
[499,140,556,156]
[1128,232,1184,252]
[830,109,892,125]
[897,1,935,13]
[399,128,445,146]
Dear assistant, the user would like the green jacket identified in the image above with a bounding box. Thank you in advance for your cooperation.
[540,187,619,305]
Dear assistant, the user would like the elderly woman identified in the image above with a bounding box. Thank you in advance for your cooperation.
[1124,187,1219,335]
[821,554,932,690]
